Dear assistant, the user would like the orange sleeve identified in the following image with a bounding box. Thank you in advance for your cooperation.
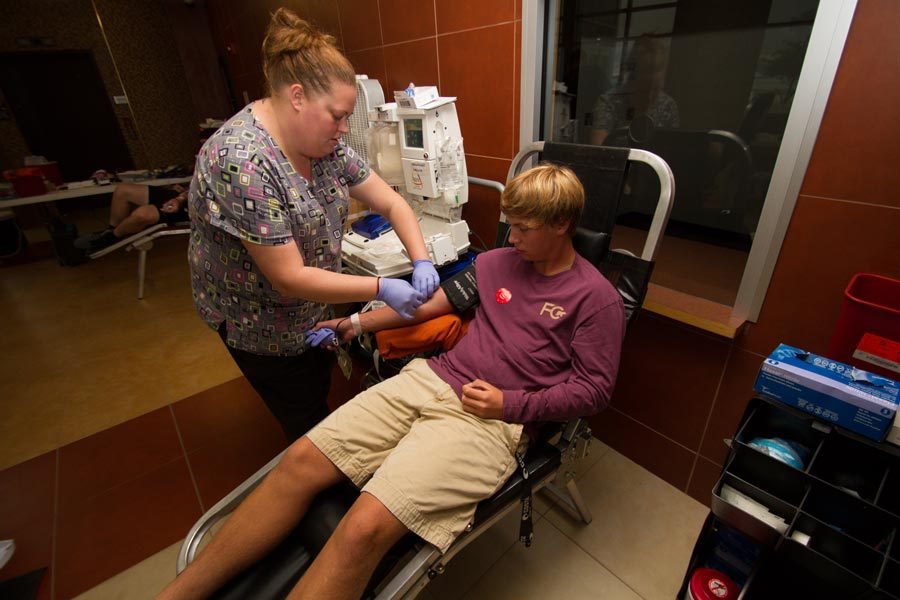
[376,314,471,359]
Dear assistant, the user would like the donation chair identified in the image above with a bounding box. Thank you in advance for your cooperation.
[87,222,191,299]
[175,142,674,599]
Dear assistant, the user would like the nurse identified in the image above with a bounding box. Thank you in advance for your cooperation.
[188,8,440,440]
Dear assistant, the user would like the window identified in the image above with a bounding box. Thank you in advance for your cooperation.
[522,0,857,325]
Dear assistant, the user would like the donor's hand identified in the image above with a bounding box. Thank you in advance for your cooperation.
[461,379,504,420]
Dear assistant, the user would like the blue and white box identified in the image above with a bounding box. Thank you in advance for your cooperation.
[754,344,899,441]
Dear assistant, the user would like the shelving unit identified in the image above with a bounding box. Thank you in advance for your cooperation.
[681,395,900,599]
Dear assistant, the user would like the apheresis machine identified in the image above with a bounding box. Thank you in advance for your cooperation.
[341,78,470,277]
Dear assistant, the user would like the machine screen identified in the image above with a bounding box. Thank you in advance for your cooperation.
[404,118,424,149]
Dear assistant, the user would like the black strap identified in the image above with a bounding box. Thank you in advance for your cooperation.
[541,142,629,234]
[515,451,534,547]
[439,265,479,313]
[598,250,655,326]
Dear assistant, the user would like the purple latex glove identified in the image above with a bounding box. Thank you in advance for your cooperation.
[305,328,338,348]
[411,259,440,299]
[376,277,424,319]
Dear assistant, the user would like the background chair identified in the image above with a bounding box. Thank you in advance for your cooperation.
[86,222,191,299]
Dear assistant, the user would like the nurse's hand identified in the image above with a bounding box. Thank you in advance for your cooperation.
[376,277,424,319]
[305,328,338,348]
[411,259,440,299]
[312,317,354,344]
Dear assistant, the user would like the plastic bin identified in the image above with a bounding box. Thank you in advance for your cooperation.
[11,173,47,197]
[703,397,900,598]
[827,273,900,376]
[31,162,63,186]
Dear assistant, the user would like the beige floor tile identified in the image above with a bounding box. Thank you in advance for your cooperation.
[426,506,542,600]
[73,539,181,600]
[0,236,239,470]
[462,518,642,600]
[545,448,707,600]
[534,435,610,516]
[564,435,611,482]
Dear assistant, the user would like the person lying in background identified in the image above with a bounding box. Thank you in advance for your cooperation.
[75,183,188,253]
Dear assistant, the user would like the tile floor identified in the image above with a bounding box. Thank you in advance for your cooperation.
[0,231,240,472]
[0,209,711,599]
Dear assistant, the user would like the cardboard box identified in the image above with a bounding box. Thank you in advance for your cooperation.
[754,344,899,441]
[394,86,439,109]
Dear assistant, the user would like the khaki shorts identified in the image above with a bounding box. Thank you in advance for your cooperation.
[306,359,525,552]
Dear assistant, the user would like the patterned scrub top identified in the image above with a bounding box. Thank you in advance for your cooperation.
[188,104,370,356]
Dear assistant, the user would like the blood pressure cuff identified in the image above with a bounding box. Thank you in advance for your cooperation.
[440,265,480,314]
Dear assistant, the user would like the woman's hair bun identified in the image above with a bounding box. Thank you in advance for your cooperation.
[265,7,333,54]
[262,8,353,96]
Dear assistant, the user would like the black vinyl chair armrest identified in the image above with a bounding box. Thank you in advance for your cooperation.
[600,250,655,326]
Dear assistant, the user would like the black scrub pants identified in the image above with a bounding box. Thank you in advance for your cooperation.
[218,323,335,441]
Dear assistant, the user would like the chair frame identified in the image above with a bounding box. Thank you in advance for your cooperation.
[87,223,190,299]
[505,142,673,262]
[127,226,190,299]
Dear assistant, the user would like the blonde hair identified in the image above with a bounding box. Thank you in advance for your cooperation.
[262,8,355,97]
[500,164,584,235]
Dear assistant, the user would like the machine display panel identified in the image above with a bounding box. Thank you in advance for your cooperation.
[404,118,424,149]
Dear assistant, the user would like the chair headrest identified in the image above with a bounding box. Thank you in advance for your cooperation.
[572,227,610,267]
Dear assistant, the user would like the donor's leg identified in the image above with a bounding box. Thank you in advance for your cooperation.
[113,204,160,237]
[288,492,408,600]
[156,438,344,600]
[109,183,151,227]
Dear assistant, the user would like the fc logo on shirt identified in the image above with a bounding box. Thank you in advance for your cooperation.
[540,302,566,320]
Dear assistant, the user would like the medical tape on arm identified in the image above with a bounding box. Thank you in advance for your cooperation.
[350,312,363,336]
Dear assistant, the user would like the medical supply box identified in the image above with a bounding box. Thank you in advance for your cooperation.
[753,343,899,441]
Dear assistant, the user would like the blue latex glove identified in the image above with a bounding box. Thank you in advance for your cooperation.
[411,259,440,299]
[376,277,424,319]
[305,328,337,348]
